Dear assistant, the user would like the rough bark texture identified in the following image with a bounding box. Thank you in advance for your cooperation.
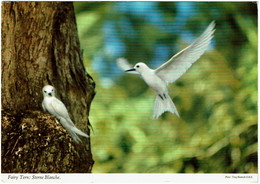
[1,2,95,173]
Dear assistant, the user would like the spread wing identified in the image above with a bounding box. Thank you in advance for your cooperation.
[116,58,139,75]
[155,21,215,84]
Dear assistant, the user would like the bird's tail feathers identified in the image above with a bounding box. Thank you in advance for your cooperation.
[153,94,179,119]
[60,118,89,143]
[70,126,89,138]
[66,128,82,143]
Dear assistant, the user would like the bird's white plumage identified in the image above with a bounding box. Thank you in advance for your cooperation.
[153,93,179,119]
[116,21,215,119]
[155,21,215,84]
[50,98,75,127]
[42,85,89,143]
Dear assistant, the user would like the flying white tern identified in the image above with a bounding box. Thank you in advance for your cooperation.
[42,85,89,143]
[117,21,215,119]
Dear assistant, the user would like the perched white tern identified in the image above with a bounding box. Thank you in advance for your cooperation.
[117,21,215,119]
[42,85,89,143]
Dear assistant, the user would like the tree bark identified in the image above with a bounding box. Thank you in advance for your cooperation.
[1,2,95,173]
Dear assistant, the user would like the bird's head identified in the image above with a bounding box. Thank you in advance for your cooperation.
[42,85,55,97]
[125,62,149,74]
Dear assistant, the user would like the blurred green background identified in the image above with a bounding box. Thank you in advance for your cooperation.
[74,2,257,173]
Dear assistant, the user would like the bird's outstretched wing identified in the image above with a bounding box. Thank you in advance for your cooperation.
[50,98,75,126]
[155,21,215,84]
[116,58,139,75]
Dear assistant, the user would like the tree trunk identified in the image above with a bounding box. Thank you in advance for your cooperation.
[1,2,95,173]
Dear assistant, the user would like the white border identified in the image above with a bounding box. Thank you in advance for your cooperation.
[1,174,258,183]
[1,1,258,184]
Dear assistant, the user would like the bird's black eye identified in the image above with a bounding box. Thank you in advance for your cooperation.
[52,89,54,91]
[44,90,47,93]
[136,65,139,68]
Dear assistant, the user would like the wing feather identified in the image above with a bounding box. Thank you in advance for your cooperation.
[50,98,75,126]
[155,21,215,84]
[116,58,140,75]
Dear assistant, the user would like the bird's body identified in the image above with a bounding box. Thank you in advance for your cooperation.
[141,68,167,94]
[42,85,89,143]
[117,21,216,119]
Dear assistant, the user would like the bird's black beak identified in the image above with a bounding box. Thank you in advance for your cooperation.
[125,68,136,72]
[48,93,52,96]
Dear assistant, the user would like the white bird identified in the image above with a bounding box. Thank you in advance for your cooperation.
[42,85,89,143]
[117,21,215,119]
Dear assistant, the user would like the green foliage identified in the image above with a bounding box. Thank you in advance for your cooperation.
[74,2,257,173]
